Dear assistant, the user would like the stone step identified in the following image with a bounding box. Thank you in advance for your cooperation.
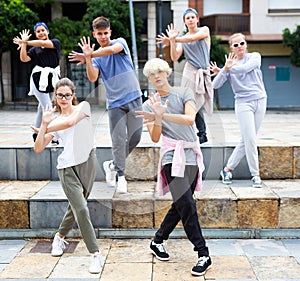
[1,109,300,182]
[0,144,299,181]
[0,180,299,232]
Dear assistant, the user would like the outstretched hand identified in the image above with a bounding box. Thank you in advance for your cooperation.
[30,125,39,135]
[209,61,220,76]
[156,33,170,47]
[135,110,156,124]
[148,93,169,118]
[166,23,180,41]
[78,36,95,57]
[224,52,237,71]
[68,51,85,65]
[136,93,169,124]
[42,105,57,125]
[68,36,95,65]
[13,29,31,50]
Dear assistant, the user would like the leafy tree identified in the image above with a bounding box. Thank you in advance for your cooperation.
[283,25,300,67]
[0,0,38,104]
[48,17,85,56]
[48,17,88,76]
[210,35,227,66]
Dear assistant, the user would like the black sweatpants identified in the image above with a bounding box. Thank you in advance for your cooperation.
[154,164,209,257]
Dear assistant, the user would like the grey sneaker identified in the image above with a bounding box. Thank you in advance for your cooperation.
[220,169,232,184]
[51,233,69,256]
[251,176,262,188]
[103,160,117,187]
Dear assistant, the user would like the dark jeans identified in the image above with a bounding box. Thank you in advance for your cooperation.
[195,109,206,136]
[154,164,209,256]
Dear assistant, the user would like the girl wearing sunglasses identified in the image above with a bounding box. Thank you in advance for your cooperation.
[210,33,267,188]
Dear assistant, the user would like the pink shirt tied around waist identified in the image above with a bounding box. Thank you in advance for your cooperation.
[182,62,214,114]
[157,135,205,196]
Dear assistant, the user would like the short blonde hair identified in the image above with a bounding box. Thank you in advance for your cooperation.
[143,58,172,77]
[229,33,245,45]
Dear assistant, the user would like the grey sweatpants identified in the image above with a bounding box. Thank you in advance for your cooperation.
[57,149,98,253]
[108,97,143,175]
[227,98,267,176]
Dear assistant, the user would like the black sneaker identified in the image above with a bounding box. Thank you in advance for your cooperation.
[191,256,212,276]
[51,140,59,146]
[32,133,37,142]
[150,241,170,261]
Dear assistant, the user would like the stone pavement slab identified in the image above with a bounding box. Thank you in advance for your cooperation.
[239,239,290,257]
[283,239,300,264]
[1,238,300,280]
[249,256,300,280]
[0,240,26,265]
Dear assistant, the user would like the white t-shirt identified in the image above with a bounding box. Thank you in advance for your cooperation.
[51,101,95,169]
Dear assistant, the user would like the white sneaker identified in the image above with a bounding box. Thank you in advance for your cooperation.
[251,176,262,188]
[88,251,103,274]
[51,233,69,256]
[116,175,127,193]
[103,160,117,187]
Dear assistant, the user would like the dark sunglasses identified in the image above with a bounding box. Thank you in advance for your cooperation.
[231,41,246,48]
[56,93,73,100]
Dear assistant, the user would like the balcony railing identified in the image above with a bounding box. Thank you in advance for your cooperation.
[200,13,250,35]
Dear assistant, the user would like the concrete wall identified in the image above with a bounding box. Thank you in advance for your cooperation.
[251,0,300,34]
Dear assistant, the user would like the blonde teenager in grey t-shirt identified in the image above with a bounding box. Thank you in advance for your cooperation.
[143,86,197,166]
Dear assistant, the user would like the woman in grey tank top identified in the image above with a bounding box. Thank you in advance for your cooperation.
[156,8,213,145]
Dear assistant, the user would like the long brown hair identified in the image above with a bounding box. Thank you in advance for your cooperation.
[53,78,78,113]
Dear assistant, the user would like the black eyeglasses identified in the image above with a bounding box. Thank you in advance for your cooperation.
[56,93,73,100]
[231,41,246,48]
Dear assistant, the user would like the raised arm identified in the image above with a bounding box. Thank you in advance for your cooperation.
[47,101,90,132]
[212,53,236,89]
[13,29,32,62]
[229,52,261,74]
[74,37,99,82]
[166,23,183,62]
[163,100,196,126]
[32,106,56,153]
[136,93,196,142]
[176,26,210,47]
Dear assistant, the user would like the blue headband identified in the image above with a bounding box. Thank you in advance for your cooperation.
[182,8,198,19]
[33,22,49,32]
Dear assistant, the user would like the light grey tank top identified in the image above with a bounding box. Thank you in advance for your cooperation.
[182,29,210,69]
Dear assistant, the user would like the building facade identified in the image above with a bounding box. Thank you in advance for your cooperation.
[2,0,300,108]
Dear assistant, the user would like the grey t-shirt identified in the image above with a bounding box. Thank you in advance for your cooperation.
[143,86,198,165]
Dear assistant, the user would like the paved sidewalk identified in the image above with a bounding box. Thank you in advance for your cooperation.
[1,108,300,147]
[0,238,300,280]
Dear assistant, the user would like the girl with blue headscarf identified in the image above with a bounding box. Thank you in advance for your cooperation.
[157,8,213,145]
[13,22,61,143]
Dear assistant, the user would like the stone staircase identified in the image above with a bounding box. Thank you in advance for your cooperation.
[0,146,300,239]
[0,109,300,238]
